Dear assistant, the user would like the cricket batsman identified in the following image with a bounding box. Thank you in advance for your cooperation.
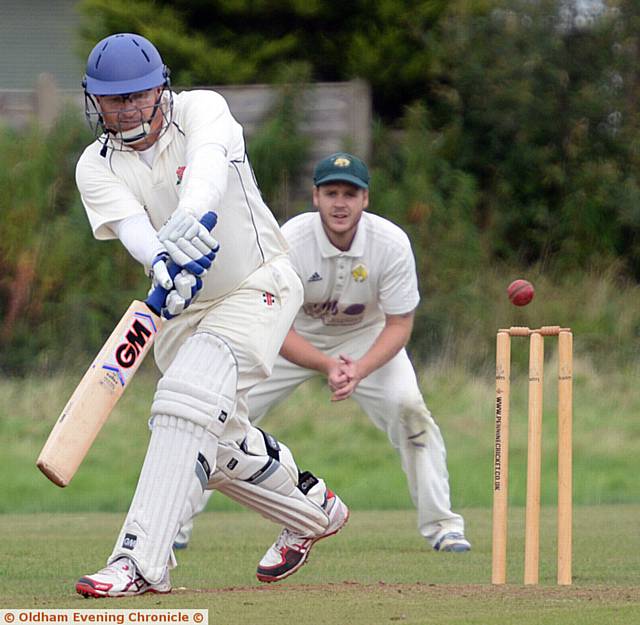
[73,33,348,597]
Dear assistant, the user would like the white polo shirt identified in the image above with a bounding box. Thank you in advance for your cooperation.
[75,89,288,302]
[282,211,420,338]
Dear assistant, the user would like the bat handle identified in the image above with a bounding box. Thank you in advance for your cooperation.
[145,211,217,316]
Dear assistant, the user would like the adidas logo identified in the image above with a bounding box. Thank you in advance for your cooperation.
[308,272,322,282]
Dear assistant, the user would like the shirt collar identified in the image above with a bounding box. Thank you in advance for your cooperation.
[313,212,367,258]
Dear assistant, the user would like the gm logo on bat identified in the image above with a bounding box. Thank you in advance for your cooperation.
[116,318,152,367]
[103,311,158,386]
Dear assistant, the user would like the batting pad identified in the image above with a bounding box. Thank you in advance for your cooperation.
[108,331,239,583]
[210,432,329,536]
[108,415,218,583]
[151,331,237,438]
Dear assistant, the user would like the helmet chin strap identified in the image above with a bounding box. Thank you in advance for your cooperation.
[118,121,153,144]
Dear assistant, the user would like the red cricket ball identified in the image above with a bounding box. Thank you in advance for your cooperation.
[507,279,535,306]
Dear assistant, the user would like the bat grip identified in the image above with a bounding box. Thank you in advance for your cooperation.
[144,211,218,316]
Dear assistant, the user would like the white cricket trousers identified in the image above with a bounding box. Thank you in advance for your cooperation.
[247,329,465,545]
[154,256,303,443]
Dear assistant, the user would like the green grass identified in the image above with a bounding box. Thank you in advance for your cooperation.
[1,507,639,624]
[1,356,637,513]
[1,358,638,622]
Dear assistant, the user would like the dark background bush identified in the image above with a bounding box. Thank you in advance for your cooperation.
[1,0,638,374]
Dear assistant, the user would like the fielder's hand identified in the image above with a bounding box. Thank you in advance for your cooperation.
[158,208,220,276]
[327,359,350,394]
[330,354,363,401]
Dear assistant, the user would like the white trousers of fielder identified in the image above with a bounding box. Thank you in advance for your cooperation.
[247,326,465,547]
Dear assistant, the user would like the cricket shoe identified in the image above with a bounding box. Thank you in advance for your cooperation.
[76,557,171,598]
[433,531,471,553]
[256,490,349,583]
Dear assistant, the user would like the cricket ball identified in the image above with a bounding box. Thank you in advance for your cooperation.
[507,279,535,306]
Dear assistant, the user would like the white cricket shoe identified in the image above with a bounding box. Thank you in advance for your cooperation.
[433,531,471,553]
[256,490,349,583]
[76,557,171,598]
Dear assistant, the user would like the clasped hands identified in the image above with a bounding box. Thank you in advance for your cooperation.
[327,355,363,402]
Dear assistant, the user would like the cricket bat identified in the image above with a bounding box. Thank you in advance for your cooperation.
[36,212,216,487]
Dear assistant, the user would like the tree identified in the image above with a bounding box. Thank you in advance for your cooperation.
[77,0,449,120]
[425,0,640,275]
[76,0,640,276]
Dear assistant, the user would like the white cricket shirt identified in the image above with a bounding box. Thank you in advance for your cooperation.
[75,89,288,302]
[282,211,420,338]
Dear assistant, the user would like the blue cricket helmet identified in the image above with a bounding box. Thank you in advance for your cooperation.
[83,33,170,95]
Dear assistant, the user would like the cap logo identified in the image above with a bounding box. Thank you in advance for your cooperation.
[333,157,351,167]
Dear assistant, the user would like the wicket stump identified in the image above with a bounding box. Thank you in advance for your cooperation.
[492,325,573,585]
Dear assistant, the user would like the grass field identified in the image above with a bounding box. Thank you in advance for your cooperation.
[1,507,639,624]
[1,356,637,512]
[1,357,638,623]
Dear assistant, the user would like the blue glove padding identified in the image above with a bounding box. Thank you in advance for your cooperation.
[161,270,203,319]
[157,208,219,276]
[146,265,203,320]
[146,212,216,318]
[150,252,173,290]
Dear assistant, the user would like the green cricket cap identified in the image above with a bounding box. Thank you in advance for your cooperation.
[313,152,369,189]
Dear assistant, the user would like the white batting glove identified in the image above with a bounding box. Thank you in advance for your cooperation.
[158,208,220,276]
[160,270,204,319]
[149,252,173,290]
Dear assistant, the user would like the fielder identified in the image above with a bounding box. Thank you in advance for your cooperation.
[178,153,470,552]
[73,33,348,597]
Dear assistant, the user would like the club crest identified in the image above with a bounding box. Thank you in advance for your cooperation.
[333,157,351,167]
[351,264,368,282]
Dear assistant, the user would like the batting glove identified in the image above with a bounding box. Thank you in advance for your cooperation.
[161,270,204,319]
[149,252,173,290]
[158,208,220,276]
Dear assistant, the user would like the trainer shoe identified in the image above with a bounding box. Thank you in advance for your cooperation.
[256,490,349,583]
[433,531,471,553]
[76,557,171,598]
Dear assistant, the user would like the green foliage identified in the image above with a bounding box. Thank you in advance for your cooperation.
[78,0,259,85]
[426,0,640,276]
[369,104,485,362]
[5,0,640,372]
[247,64,313,219]
[366,101,640,367]
[74,0,640,279]
[0,114,147,374]
[76,0,450,118]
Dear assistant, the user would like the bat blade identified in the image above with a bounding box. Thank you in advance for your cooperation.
[36,300,162,487]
